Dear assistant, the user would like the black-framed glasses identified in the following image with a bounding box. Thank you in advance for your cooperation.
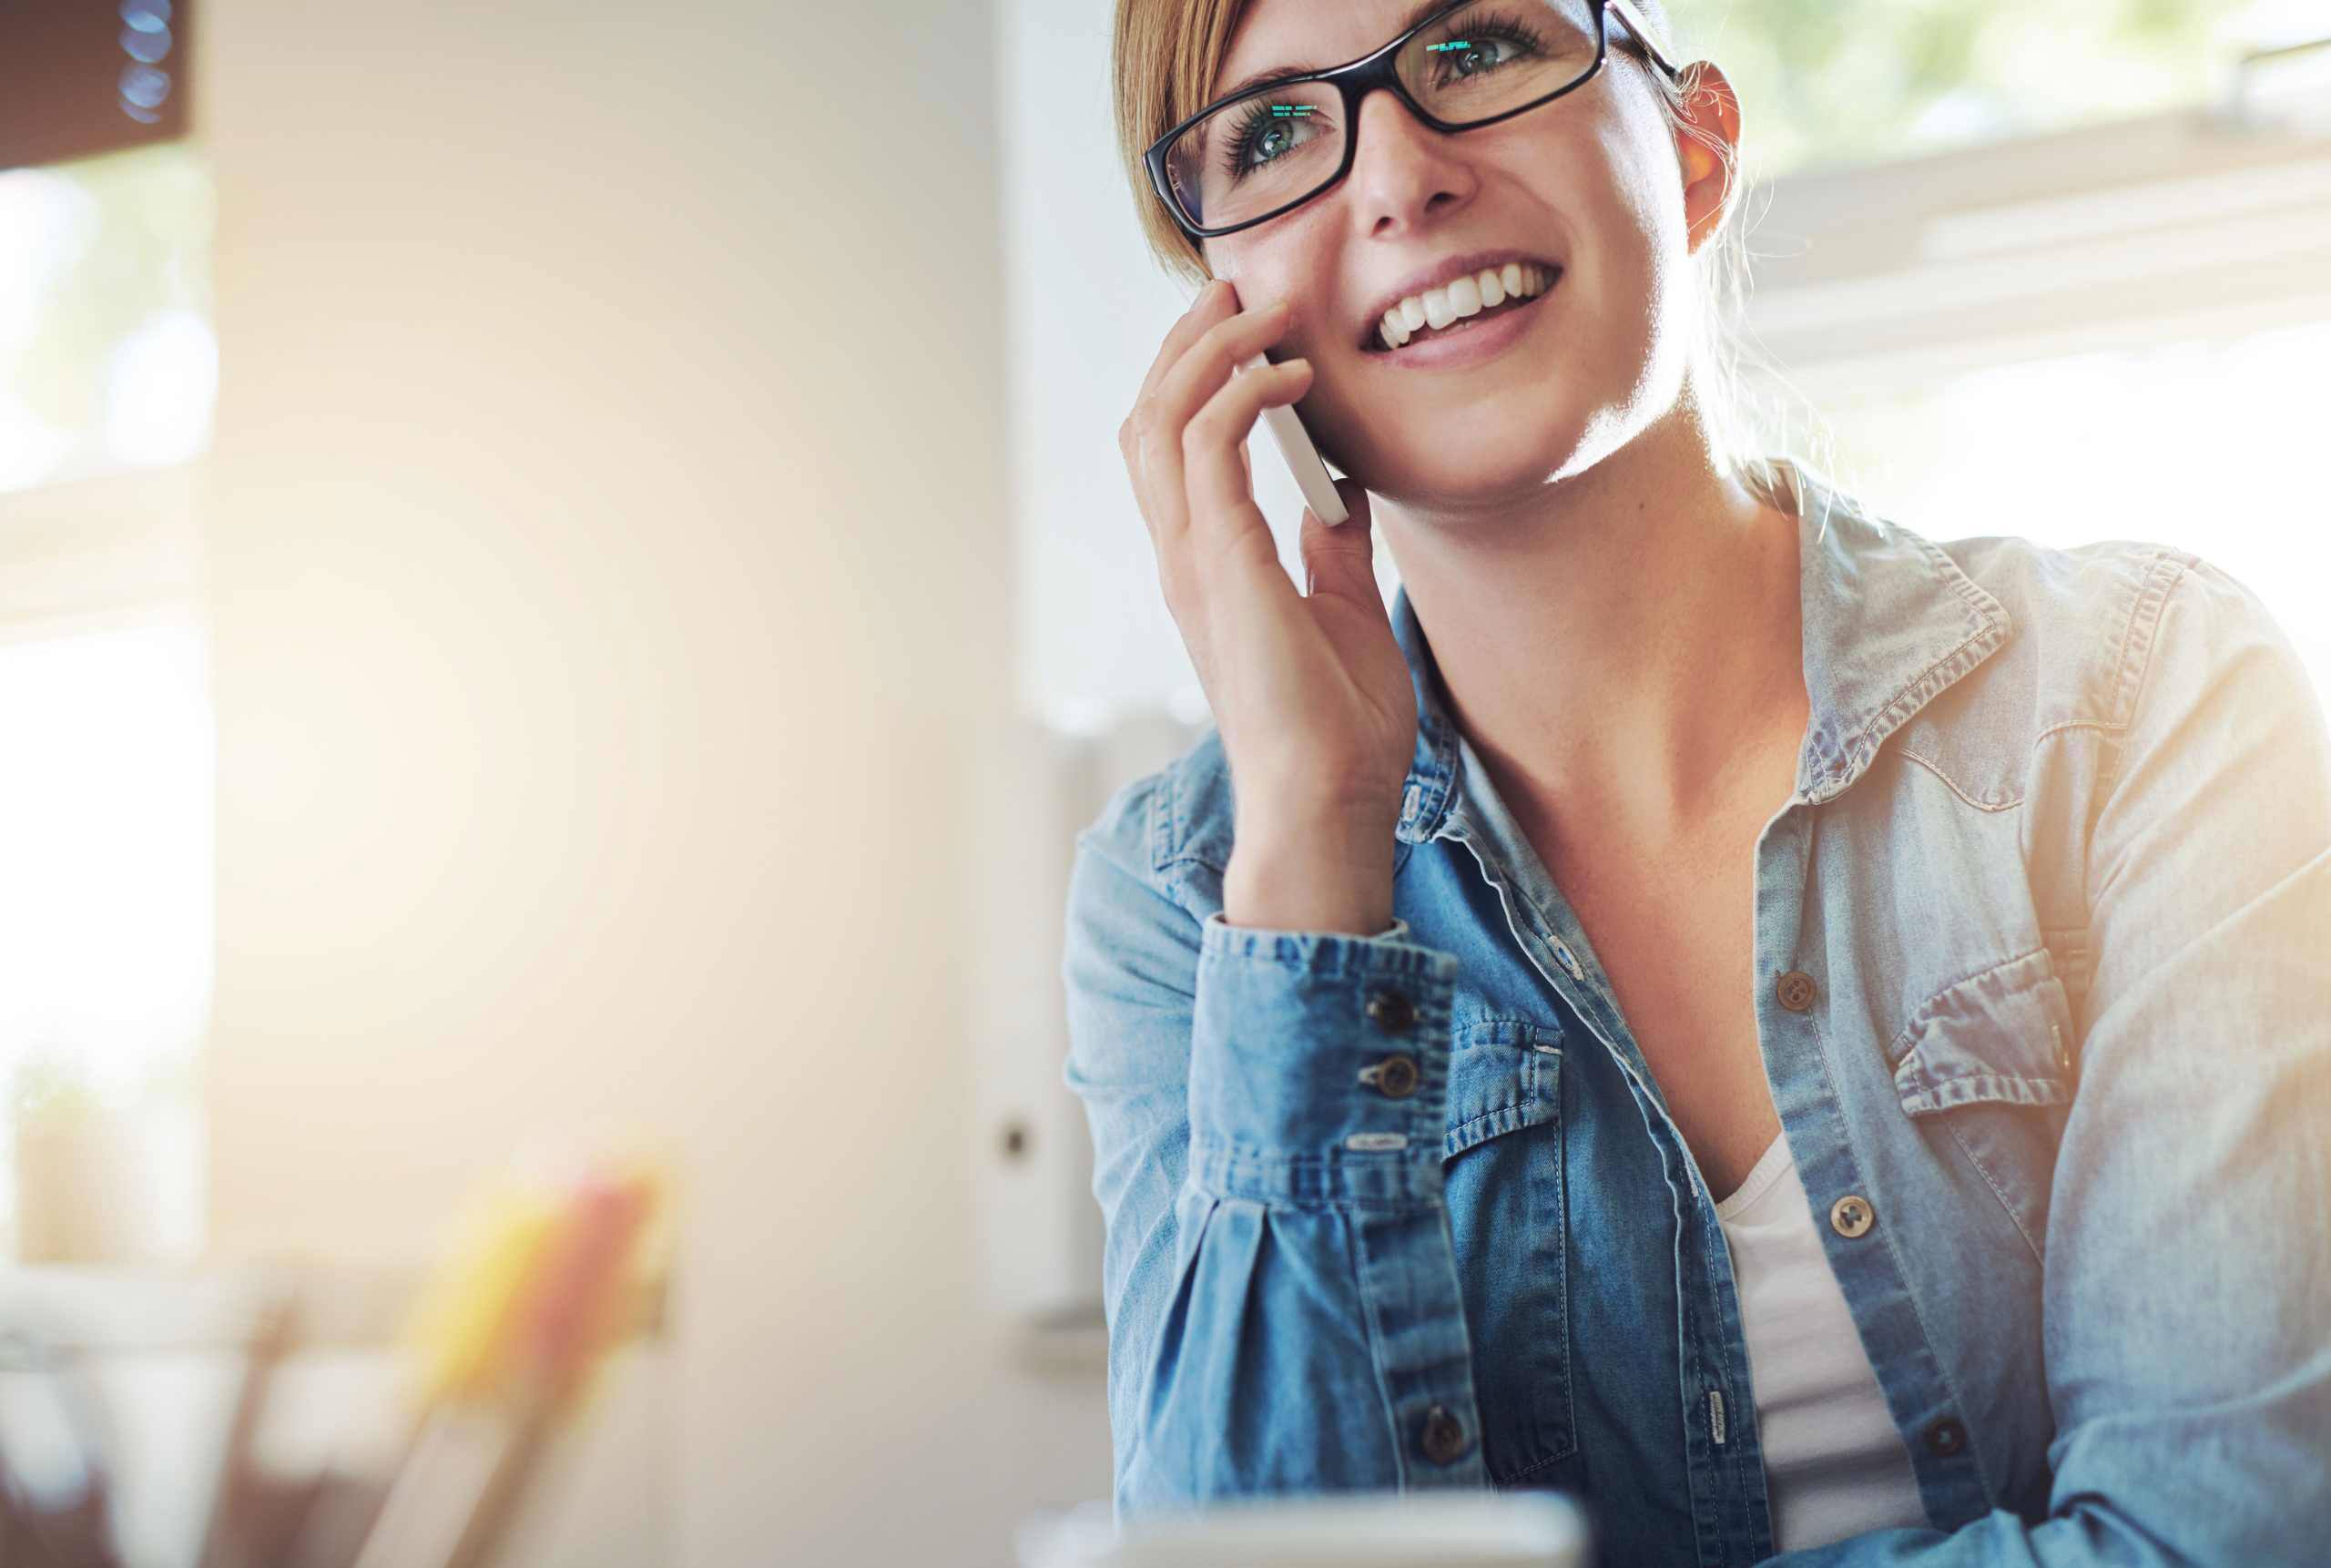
[1145,0,1683,240]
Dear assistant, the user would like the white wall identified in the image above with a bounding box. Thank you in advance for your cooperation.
[196,2,1109,1563]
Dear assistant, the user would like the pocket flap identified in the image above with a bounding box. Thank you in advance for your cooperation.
[1446,1017,1560,1160]
[1892,948,2077,1116]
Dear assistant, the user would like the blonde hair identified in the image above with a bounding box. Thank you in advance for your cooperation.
[1109,0,1832,523]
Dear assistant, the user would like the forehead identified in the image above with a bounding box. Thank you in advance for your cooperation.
[1211,0,1455,100]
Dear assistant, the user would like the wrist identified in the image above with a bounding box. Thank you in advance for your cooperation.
[1223,816,1397,936]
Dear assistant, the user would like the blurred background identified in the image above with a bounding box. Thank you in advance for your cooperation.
[0,1,2324,1565]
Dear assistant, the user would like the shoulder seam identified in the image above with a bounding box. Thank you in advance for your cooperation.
[2097,546,2200,804]
[1145,767,1171,876]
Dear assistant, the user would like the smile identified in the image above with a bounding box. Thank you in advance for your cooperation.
[1365,261,1558,353]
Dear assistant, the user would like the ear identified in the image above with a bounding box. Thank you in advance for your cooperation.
[1673,61,1742,256]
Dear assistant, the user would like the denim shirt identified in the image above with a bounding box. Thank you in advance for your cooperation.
[1058,458,2331,1565]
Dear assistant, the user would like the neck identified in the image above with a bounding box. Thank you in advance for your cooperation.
[1379,397,1809,842]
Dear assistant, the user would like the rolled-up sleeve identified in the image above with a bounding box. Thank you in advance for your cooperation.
[1059,797,1491,1521]
[1770,555,2331,1565]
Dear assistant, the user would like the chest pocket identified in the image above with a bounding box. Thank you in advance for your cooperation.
[1444,1017,1560,1156]
[1888,947,2078,1258]
[1440,1017,1573,1480]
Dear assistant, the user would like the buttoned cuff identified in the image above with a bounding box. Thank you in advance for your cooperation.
[1186,909,1459,1207]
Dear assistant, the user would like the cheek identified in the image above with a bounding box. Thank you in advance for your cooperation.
[1199,243,1286,315]
[1600,117,1689,271]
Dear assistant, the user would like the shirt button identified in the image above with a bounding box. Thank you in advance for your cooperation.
[1366,1054,1421,1098]
[1829,1194,1875,1237]
[1552,941,1583,981]
[1418,1404,1470,1465]
[1776,970,1817,1012]
[1924,1416,1968,1456]
[1366,990,1416,1033]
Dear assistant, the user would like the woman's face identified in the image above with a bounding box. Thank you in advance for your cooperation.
[1196,0,1731,508]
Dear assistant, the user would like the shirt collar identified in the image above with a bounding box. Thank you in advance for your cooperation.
[1390,456,2013,845]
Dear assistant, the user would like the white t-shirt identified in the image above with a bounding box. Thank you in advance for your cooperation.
[1715,1130,1932,1553]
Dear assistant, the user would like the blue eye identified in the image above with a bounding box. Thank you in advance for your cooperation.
[1425,13,1549,85]
[1440,36,1522,77]
[1225,102,1328,179]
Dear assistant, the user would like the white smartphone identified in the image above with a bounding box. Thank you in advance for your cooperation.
[1242,347,1349,525]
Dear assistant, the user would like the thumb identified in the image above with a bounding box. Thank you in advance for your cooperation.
[1298,478,1384,614]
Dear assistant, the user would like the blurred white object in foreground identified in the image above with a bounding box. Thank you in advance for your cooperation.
[1015,1490,1589,1568]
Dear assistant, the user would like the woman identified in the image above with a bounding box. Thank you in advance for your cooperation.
[1061,1,2331,1563]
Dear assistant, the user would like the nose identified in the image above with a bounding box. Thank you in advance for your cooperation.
[1344,84,1478,235]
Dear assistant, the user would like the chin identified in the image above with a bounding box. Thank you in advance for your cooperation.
[1381,407,1577,494]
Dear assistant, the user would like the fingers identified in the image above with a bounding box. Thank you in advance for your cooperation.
[1183,357,1314,538]
[1121,283,1261,541]
[1121,281,1240,487]
[1298,479,1385,614]
[1135,279,1237,410]
[1119,289,1296,559]
[1152,299,1291,453]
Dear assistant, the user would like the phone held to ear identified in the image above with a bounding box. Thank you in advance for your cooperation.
[1243,348,1349,525]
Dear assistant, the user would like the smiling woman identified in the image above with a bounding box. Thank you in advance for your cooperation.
[1067,0,2331,1562]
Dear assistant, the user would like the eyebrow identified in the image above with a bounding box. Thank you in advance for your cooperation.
[1214,0,1461,103]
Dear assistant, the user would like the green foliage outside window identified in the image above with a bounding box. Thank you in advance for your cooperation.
[1667,0,2294,176]
[0,141,213,494]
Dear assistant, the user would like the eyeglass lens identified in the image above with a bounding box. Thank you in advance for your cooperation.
[1164,0,1603,232]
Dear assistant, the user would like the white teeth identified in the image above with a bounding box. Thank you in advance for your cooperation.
[1373,261,1555,351]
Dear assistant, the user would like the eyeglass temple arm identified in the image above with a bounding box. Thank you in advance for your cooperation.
[1604,0,1684,81]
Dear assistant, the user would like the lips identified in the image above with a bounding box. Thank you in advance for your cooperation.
[1362,265,1559,356]
[1352,249,1564,351]
[1361,280,1552,369]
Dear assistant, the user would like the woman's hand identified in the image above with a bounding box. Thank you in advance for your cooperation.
[1117,280,1418,836]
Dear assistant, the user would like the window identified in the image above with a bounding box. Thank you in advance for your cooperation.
[0,613,212,1262]
[1667,0,2321,178]
[1718,4,2331,713]
[1812,319,2331,706]
[0,139,215,1261]
[0,142,216,495]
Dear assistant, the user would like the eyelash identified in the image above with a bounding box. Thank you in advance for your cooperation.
[1428,11,1552,84]
[1216,12,1554,185]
